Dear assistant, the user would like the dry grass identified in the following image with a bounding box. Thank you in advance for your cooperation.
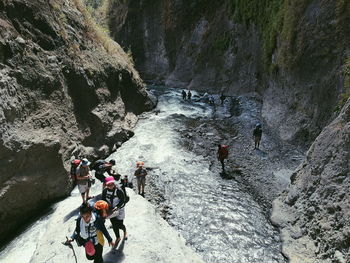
[72,0,133,66]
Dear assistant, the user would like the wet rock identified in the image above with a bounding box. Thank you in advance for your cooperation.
[285,187,300,206]
[334,250,346,263]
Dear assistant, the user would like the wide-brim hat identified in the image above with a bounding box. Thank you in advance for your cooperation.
[82,158,91,166]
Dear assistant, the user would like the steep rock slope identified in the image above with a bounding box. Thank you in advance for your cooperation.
[0,0,153,242]
[271,97,350,262]
[108,0,349,144]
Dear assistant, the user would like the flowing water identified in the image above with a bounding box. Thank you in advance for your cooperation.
[0,86,286,263]
[109,86,286,263]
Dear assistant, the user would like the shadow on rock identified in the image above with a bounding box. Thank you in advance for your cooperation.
[103,239,126,263]
[63,194,102,222]
[255,149,267,158]
[63,207,80,223]
[220,167,243,179]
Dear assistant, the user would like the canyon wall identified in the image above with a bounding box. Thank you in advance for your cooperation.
[0,0,153,242]
[109,0,349,144]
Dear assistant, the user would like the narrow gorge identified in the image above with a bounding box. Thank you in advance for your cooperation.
[0,0,349,262]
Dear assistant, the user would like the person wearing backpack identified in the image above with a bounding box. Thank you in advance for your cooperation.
[217,144,229,173]
[76,158,93,203]
[134,161,147,197]
[93,159,116,184]
[182,90,187,100]
[102,176,128,246]
[67,203,114,263]
[253,123,263,149]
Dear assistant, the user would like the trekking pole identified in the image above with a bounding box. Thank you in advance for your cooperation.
[62,236,78,263]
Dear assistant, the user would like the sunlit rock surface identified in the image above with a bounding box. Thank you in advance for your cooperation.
[30,189,203,263]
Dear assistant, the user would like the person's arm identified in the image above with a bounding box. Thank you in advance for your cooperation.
[96,216,113,243]
[106,168,113,176]
[70,217,81,240]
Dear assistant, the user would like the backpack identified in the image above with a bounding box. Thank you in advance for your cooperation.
[70,159,81,183]
[108,187,129,209]
[219,145,229,159]
[92,159,106,172]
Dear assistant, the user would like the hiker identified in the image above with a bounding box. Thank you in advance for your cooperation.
[121,175,132,189]
[93,159,117,184]
[76,158,93,203]
[134,161,147,196]
[182,90,187,100]
[187,90,192,100]
[253,123,263,149]
[102,176,128,246]
[217,144,229,173]
[67,203,114,263]
[220,94,226,105]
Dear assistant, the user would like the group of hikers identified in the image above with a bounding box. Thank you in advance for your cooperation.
[182,90,192,100]
[66,159,148,262]
[217,123,263,173]
[181,90,227,106]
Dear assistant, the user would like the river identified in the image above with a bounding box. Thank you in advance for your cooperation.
[0,86,286,263]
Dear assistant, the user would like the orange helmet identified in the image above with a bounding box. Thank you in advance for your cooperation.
[136,161,145,168]
[94,200,109,211]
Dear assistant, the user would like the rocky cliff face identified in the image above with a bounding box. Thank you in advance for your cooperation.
[108,0,349,145]
[0,0,153,243]
[271,97,350,262]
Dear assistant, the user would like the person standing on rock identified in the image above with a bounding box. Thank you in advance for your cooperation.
[217,144,229,173]
[187,90,192,100]
[182,90,187,100]
[76,158,93,204]
[220,94,226,105]
[102,176,128,246]
[253,123,262,149]
[68,203,114,263]
[134,161,147,197]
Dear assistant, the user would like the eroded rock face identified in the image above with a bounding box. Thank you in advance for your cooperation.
[0,0,153,242]
[271,98,350,262]
[108,0,349,145]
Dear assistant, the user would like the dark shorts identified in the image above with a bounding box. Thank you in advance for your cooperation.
[95,173,106,183]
